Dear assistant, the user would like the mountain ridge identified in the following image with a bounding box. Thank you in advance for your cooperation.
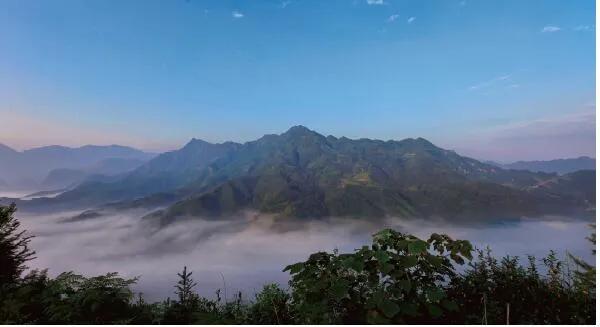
[490,156,595,175]
[147,126,589,223]
[0,143,155,190]
[12,126,594,222]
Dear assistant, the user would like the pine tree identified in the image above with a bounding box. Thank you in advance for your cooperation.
[0,203,36,286]
[176,266,198,306]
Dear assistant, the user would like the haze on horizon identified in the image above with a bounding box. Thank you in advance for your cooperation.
[0,0,595,161]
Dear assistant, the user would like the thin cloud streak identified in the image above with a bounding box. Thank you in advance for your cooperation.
[541,25,561,33]
[387,14,399,23]
[232,10,244,19]
[573,25,593,32]
[468,74,512,91]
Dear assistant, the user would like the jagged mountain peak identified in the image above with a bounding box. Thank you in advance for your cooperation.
[281,125,328,140]
[284,125,314,134]
[183,138,212,148]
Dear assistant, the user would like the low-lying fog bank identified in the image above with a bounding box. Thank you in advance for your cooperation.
[16,209,595,302]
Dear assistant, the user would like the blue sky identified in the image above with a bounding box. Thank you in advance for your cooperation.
[0,0,595,161]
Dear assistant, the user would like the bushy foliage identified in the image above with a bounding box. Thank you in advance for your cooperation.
[1,270,137,324]
[248,283,292,324]
[0,203,595,324]
[0,270,49,323]
[284,229,472,323]
[448,249,595,324]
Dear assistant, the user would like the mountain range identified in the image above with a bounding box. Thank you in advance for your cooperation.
[0,144,155,190]
[12,126,595,224]
[488,157,595,175]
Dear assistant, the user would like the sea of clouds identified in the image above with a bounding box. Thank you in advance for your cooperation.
[16,208,594,302]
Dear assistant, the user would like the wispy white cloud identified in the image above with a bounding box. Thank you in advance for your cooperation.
[232,10,244,19]
[468,74,512,91]
[366,0,385,5]
[407,16,416,24]
[387,14,399,23]
[280,1,292,9]
[573,25,593,32]
[541,25,561,33]
[459,0,467,6]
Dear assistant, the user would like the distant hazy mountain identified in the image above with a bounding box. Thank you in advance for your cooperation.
[41,157,148,189]
[0,143,18,156]
[492,157,595,175]
[41,169,88,189]
[31,139,241,208]
[0,143,155,189]
[25,126,594,222]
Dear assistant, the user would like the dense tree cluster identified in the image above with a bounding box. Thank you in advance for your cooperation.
[0,203,595,324]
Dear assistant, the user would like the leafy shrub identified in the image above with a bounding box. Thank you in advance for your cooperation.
[1,270,137,324]
[284,229,473,323]
[248,283,292,324]
[41,272,138,323]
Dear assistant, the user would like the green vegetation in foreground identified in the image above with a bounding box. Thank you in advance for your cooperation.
[0,203,595,324]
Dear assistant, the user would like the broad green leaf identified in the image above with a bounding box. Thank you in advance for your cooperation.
[374,250,390,263]
[426,255,443,268]
[283,262,303,274]
[400,255,418,268]
[426,287,445,302]
[395,239,409,251]
[330,280,349,300]
[350,258,365,272]
[373,229,393,242]
[381,263,394,274]
[341,257,354,269]
[379,299,400,318]
[408,240,428,254]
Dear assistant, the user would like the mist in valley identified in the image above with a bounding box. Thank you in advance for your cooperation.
[15,208,595,302]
